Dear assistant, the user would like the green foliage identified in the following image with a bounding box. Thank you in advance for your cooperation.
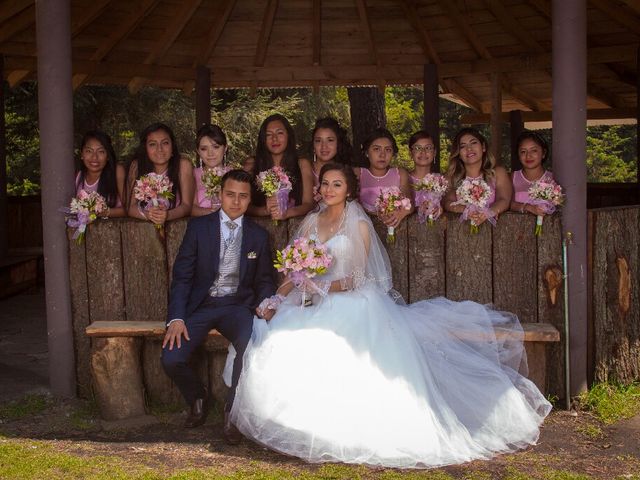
[0,394,50,420]
[586,125,637,182]
[577,381,640,424]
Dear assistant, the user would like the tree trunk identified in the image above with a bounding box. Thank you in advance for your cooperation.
[347,87,386,166]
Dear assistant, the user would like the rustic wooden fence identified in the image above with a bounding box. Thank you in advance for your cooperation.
[69,211,570,404]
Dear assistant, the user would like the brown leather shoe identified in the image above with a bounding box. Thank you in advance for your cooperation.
[223,411,243,445]
[184,389,209,428]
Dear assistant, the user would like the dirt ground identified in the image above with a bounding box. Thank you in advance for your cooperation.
[1,289,639,479]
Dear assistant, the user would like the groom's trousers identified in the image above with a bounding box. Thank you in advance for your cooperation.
[161,295,253,412]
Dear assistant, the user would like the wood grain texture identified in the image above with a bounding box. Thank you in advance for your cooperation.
[370,214,409,301]
[407,214,445,302]
[141,339,184,407]
[165,218,188,286]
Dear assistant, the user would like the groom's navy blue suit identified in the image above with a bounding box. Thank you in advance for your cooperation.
[162,210,276,411]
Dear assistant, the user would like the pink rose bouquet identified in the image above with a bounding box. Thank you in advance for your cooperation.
[374,187,412,243]
[201,165,231,211]
[274,237,333,306]
[256,166,292,224]
[528,180,564,236]
[134,172,174,237]
[412,174,448,225]
[62,190,108,244]
[451,177,496,234]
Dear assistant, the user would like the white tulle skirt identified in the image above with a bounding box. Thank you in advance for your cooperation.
[230,287,551,468]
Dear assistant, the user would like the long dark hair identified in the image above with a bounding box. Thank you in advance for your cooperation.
[76,130,119,208]
[318,162,359,201]
[516,130,549,165]
[132,123,181,208]
[446,127,495,187]
[361,127,398,169]
[312,117,353,166]
[252,114,302,206]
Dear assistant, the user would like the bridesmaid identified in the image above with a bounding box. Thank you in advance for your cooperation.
[191,124,228,217]
[75,130,126,217]
[407,130,443,220]
[126,123,194,227]
[444,128,512,225]
[310,117,353,200]
[248,114,314,220]
[355,127,413,228]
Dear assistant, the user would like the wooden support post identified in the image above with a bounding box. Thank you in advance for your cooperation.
[510,110,524,171]
[490,73,502,163]
[0,55,7,259]
[36,0,76,397]
[423,64,440,172]
[552,0,588,397]
[195,65,211,129]
[636,47,640,192]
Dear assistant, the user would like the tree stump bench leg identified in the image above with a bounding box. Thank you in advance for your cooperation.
[208,348,230,409]
[91,337,146,421]
[524,341,547,394]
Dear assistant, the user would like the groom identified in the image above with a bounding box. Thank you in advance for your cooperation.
[162,169,276,444]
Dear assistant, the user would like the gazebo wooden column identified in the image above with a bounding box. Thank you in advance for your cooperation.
[36,0,76,397]
[490,73,502,163]
[195,65,211,129]
[423,64,440,172]
[552,0,588,396]
[509,110,524,171]
[0,55,7,259]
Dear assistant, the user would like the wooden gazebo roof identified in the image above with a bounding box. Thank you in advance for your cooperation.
[1,0,638,113]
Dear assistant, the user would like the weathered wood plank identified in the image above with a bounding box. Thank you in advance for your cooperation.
[165,218,188,284]
[85,220,125,322]
[121,220,168,321]
[592,207,640,384]
[91,337,146,420]
[370,214,409,301]
[68,228,92,398]
[445,213,492,304]
[537,213,565,398]
[493,212,537,323]
[250,216,289,253]
[407,214,445,302]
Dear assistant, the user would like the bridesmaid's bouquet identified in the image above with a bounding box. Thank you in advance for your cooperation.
[375,187,412,244]
[412,174,448,225]
[528,180,564,236]
[62,190,108,244]
[274,237,333,306]
[201,165,231,210]
[451,177,496,234]
[134,173,174,236]
[256,166,292,224]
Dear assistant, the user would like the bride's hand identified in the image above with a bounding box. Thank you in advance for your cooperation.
[260,308,275,321]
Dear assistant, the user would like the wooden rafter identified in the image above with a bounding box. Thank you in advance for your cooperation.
[620,0,640,14]
[442,79,483,112]
[605,62,637,87]
[590,0,640,36]
[0,4,33,44]
[355,0,380,66]
[462,108,637,124]
[128,0,203,93]
[71,0,112,37]
[528,0,551,18]
[7,69,30,87]
[501,76,546,111]
[0,0,32,25]
[194,0,236,66]
[397,0,440,63]
[254,0,279,67]
[312,0,321,65]
[436,0,492,59]
[484,0,545,53]
[586,81,627,108]
[72,0,160,89]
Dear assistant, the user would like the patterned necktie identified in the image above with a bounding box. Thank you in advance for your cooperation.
[224,220,238,249]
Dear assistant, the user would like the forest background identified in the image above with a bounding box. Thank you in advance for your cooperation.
[4,83,638,195]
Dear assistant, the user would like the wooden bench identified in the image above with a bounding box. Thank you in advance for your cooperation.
[86,320,559,421]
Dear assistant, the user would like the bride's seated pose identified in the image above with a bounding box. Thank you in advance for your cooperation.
[230,162,551,468]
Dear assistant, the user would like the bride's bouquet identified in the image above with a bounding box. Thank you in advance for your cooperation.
[201,165,231,210]
[374,187,412,244]
[451,177,496,234]
[528,180,564,236]
[256,166,292,224]
[274,237,333,306]
[412,174,448,225]
[62,190,108,244]
[134,172,175,237]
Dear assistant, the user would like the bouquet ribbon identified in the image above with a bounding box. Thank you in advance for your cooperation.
[415,190,443,224]
[459,204,497,229]
[289,271,328,306]
[276,188,291,215]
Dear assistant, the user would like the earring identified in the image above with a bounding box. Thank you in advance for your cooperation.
[313,152,317,163]
[198,157,203,169]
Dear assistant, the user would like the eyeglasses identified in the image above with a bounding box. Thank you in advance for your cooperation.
[411,145,435,153]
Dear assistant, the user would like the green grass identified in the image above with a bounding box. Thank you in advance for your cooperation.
[0,394,51,420]
[576,423,604,439]
[69,400,100,430]
[577,382,640,424]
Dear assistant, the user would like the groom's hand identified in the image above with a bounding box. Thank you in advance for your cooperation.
[163,320,190,350]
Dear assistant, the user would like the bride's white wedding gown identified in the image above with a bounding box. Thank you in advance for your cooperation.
[229,202,551,468]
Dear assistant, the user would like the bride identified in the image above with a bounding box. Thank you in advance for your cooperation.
[229,162,551,468]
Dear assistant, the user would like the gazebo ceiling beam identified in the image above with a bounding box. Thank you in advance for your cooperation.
[128,0,203,93]
[313,0,321,66]
[586,80,627,108]
[355,0,380,66]
[0,5,34,44]
[442,79,484,112]
[72,0,160,89]
[195,0,236,66]
[461,107,637,123]
[71,0,112,38]
[436,0,492,60]
[605,62,637,87]
[500,77,546,111]
[254,0,279,67]
[590,0,640,36]
[528,0,551,17]
[397,0,440,64]
[0,0,32,25]
[484,0,545,53]
[620,0,640,14]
